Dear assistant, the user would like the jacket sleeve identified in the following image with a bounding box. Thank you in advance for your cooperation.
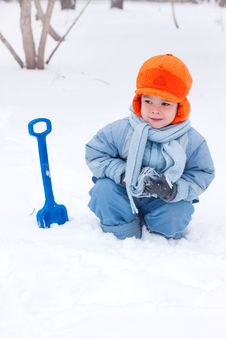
[85,122,126,184]
[172,138,215,202]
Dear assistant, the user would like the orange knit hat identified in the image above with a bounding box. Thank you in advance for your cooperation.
[132,54,193,124]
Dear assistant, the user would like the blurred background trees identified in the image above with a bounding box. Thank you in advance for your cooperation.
[60,0,76,9]
[0,0,225,70]
[111,0,123,9]
[1,0,226,7]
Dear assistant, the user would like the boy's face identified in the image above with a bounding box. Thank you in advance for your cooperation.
[141,94,178,128]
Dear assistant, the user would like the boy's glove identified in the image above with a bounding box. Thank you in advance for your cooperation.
[143,174,177,201]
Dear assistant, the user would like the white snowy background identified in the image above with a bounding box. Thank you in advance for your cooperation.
[1,1,226,338]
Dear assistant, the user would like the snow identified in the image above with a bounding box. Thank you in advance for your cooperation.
[1,1,226,338]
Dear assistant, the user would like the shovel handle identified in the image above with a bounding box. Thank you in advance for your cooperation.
[28,118,52,137]
[28,118,55,206]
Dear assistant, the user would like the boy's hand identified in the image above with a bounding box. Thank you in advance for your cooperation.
[143,174,177,201]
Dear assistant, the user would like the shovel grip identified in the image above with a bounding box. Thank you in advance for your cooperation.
[28,118,52,137]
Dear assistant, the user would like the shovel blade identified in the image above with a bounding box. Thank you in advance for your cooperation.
[37,203,69,228]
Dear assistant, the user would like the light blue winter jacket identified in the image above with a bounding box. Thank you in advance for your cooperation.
[85,112,215,203]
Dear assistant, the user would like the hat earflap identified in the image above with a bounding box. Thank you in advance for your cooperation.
[172,98,190,124]
[132,93,142,116]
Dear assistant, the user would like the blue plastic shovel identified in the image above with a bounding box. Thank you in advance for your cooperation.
[28,118,69,228]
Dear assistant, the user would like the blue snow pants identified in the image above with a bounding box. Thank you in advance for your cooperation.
[88,178,194,240]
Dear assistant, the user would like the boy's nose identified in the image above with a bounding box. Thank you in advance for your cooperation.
[151,105,160,114]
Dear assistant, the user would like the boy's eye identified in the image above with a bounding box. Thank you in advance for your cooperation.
[144,99,152,104]
[162,102,170,106]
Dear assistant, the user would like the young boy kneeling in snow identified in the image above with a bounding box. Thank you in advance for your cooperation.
[85,54,215,240]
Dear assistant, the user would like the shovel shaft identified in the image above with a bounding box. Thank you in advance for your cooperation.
[37,136,55,206]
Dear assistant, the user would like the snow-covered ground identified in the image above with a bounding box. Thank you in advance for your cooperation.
[1,1,226,338]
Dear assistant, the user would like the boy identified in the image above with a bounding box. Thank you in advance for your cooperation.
[85,54,215,240]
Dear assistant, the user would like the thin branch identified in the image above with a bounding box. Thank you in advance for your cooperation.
[46,0,92,65]
[171,0,179,29]
[0,32,24,68]
[34,0,62,42]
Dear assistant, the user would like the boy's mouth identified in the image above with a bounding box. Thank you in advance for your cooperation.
[150,118,162,121]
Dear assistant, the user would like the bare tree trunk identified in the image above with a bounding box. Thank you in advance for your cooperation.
[219,0,226,6]
[171,0,179,29]
[34,0,62,41]
[60,0,76,10]
[19,0,36,69]
[0,32,24,68]
[37,0,55,69]
[111,0,123,9]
